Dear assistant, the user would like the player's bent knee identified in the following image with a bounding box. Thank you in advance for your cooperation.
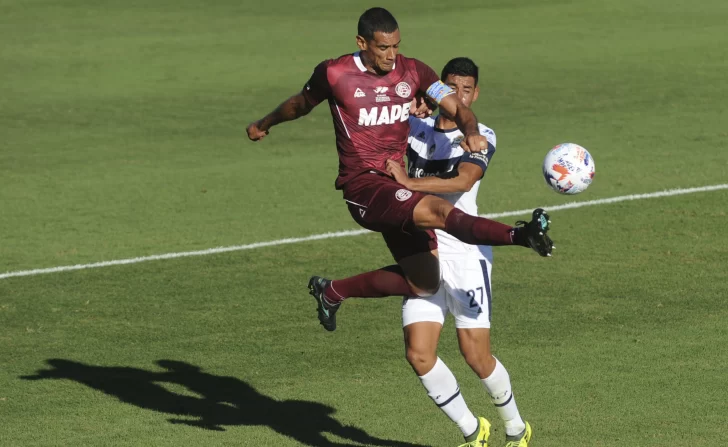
[461,349,494,367]
[457,328,496,377]
[405,347,437,375]
[461,349,496,378]
[413,196,454,230]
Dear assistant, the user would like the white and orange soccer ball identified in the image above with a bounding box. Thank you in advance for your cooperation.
[543,143,595,194]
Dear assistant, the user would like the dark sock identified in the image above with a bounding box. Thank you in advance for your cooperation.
[444,208,524,246]
[324,265,415,303]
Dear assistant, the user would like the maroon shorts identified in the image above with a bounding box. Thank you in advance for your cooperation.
[342,171,437,261]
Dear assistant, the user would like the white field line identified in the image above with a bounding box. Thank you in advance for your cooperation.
[1,184,727,280]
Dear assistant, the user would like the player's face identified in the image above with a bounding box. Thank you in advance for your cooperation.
[444,74,479,107]
[356,30,401,75]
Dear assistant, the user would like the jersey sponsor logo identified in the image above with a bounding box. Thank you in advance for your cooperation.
[407,147,460,178]
[354,88,365,98]
[357,103,412,126]
[410,165,455,178]
[426,80,455,104]
[395,189,413,201]
[374,86,390,103]
[395,82,411,98]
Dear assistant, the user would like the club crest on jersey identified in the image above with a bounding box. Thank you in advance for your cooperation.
[395,189,413,201]
[451,136,464,148]
[358,102,411,126]
[395,82,411,98]
[354,88,365,98]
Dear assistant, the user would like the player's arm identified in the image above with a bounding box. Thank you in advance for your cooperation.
[247,61,329,142]
[419,77,488,152]
[386,160,483,193]
[247,92,316,141]
[409,93,437,118]
[417,60,487,153]
[436,94,488,153]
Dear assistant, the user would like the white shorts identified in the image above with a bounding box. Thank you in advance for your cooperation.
[402,254,493,329]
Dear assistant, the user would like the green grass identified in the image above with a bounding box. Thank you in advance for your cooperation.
[1,0,727,445]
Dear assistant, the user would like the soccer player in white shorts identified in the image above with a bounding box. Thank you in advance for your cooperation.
[386,57,532,447]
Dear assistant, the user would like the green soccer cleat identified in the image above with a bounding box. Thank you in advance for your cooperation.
[505,421,532,447]
[516,208,554,257]
[458,417,491,447]
[307,276,340,332]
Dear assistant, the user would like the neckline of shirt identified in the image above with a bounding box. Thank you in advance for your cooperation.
[433,115,459,133]
[353,51,396,73]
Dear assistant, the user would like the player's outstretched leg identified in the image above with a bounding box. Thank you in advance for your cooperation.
[306,266,422,331]
[307,276,340,332]
[415,196,555,257]
[514,208,554,257]
[443,207,553,257]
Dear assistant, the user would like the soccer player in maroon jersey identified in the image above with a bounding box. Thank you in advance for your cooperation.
[246,8,553,333]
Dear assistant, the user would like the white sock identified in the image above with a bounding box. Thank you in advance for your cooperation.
[419,357,479,437]
[481,357,526,437]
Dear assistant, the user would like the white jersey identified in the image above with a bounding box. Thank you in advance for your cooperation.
[407,116,497,260]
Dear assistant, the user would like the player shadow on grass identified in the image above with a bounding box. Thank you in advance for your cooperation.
[22,359,427,447]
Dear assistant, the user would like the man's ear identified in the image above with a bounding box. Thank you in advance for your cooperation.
[355,35,367,52]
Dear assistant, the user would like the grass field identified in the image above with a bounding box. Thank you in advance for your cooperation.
[1,0,727,445]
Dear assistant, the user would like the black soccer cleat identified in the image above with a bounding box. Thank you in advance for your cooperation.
[515,208,554,257]
[308,276,340,332]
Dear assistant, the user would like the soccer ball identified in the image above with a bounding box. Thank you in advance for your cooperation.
[543,143,595,194]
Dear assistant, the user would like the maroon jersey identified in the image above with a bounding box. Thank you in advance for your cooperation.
[302,52,441,189]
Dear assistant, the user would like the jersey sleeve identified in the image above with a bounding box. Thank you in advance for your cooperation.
[302,61,331,106]
[413,59,455,105]
[459,126,497,177]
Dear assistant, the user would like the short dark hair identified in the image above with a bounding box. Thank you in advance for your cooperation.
[441,57,479,86]
[358,7,399,41]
